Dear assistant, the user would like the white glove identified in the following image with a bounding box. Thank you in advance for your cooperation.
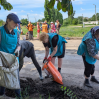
[14,49,19,57]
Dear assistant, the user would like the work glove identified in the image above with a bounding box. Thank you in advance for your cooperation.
[43,57,47,63]
[14,49,19,57]
[47,56,52,62]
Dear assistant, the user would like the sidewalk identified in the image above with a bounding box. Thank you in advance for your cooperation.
[20,35,99,92]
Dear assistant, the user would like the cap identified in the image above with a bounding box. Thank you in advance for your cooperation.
[7,13,21,24]
[51,22,53,23]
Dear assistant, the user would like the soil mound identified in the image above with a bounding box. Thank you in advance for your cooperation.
[5,77,99,99]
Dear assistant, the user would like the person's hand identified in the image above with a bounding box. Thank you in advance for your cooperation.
[14,49,19,57]
[47,56,52,62]
[43,57,47,63]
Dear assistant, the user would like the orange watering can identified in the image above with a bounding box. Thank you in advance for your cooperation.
[42,61,63,85]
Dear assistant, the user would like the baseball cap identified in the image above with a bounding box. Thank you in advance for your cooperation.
[51,22,53,23]
[7,13,21,24]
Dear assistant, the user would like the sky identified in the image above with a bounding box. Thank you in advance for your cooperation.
[0,0,99,22]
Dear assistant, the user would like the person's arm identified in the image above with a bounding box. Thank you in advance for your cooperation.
[45,46,49,58]
[16,32,21,51]
[50,46,57,57]
[50,35,58,57]
[93,55,99,60]
[26,25,28,29]
[85,38,99,60]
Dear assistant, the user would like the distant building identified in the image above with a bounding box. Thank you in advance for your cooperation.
[83,21,98,25]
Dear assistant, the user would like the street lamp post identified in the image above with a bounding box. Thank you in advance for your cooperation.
[93,4,97,25]
[27,14,29,22]
[82,14,84,28]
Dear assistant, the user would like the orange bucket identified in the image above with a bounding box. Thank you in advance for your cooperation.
[42,61,63,85]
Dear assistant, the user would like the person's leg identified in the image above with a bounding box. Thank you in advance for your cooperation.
[51,57,56,65]
[57,42,65,73]
[0,86,5,95]
[58,58,62,73]
[14,69,22,99]
[30,31,33,40]
[19,51,24,71]
[82,55,93,88]
[90,65,99,83]
[30,47,43,79]
[28,31,31,40]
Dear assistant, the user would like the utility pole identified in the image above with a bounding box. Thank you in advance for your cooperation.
[93,4,97,25]
[27,14,29,22]
[82,14,84,28]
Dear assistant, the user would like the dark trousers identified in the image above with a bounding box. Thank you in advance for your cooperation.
[19,47,42,77]
[82,55,95,77]
[28,31,33,40]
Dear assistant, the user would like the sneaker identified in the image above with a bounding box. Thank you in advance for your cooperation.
[84,79,93,88]
[45,75,50,78]
[90,76,99,84]
[40,76,43,80]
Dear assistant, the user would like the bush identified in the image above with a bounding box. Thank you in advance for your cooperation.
[63,20,69,26]
[72,19,78,25]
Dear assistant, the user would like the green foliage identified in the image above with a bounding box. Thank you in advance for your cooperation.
[47,0,55,9]
[21,19,28,26]
[0,19,4,26]
[72,18,78,25]
[57,1,62,11]
[47,0,73,16]
[91,14,96,21]
[44,0,51,22]
[44,0,63,24]
[61,86,78,99]
[63,19,69,26]
[0,0,13,10]
[84,18,88,22]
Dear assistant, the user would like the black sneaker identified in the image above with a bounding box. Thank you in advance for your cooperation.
[90,76,99,84]
[84,79,93,88]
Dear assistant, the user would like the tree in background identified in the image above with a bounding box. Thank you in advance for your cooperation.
[44,0,63,24]
[77,16,83,24]
[21,19,28,26]
[0,20,5,26]
[44,0,51,22]
[84,18,88,22]
[50,8,55,23]
[0,0,13,10]
[47,0,73,16]
[96,13,99,20]
[54,9,63,24]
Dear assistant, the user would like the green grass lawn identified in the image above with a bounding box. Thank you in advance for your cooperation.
[21,25,97,37]
[59,25,96,37]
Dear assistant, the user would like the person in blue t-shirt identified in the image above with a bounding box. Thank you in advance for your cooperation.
[77,26,99,88]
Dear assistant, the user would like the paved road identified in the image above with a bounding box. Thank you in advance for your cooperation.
[19,36,99,92]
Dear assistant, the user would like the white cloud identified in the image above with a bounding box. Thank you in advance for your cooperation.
[21,10,25,12]
[7,0,45,8]
[31,10,33,12]
[7,11,17,14]
[20,15,27,19]
[20,13,44,22]
[81,8,85,11]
